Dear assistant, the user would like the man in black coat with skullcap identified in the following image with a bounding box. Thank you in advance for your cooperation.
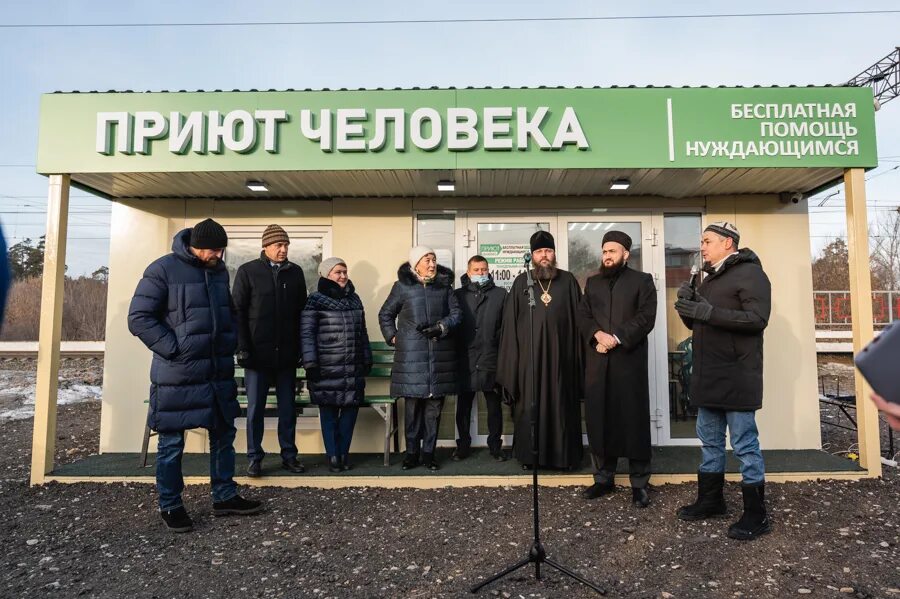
[577,231,657,508]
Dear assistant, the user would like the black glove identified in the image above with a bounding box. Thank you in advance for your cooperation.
[235,351,250,368]
[305,366,321,382]
[416,323,443,339]
[675,296,713,322]
[676,281,695,301]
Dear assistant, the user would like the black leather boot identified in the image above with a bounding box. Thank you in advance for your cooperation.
[632,487,650,508]
[340,455,352,471]
[727,482,771,541]
[401,452,419,470]
[677,472,727,521]
[328,455,342,473]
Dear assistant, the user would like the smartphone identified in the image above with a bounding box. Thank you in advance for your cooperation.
[854,321,900,405]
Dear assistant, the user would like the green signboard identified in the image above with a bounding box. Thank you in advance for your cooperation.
[36,87,877,174]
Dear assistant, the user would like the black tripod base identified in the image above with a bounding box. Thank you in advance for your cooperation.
[470,541,605,595]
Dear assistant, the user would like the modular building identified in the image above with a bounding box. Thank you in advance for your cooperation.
[30,85,884,485]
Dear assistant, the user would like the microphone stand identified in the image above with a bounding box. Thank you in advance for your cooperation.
[470,253,605,595]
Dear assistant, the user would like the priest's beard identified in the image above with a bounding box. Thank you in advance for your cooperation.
[600,256,627,278]
[532,258,558,280]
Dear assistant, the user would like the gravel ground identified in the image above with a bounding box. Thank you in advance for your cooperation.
[0,357,898,598]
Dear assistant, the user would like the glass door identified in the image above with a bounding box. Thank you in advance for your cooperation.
[556,214,663,446]
[458,215,557,447]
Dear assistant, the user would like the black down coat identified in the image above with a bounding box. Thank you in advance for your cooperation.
[300,278,373,407]
[128,228,239,433]
[232,253,307,370]
[454,274,507,393]
[378,264,462,398]
[680,248,771,411]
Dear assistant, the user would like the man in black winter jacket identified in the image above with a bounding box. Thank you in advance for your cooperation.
[453,255,508,461]
[232,224,308,477]
[674,221,772,541]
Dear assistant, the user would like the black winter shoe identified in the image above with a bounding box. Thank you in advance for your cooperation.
[401,453,419,470]
[490,449,507,462]
[212,495,265,516]
[727,483,771,541]
[160,506,193,533]
[247,460,262,478]
[423,453,440,471]
[582,482,615,500]
[451,446,470,461]
[340,455,352,471]
[328,455,342,473]
[281,457,306,474]
[632,487,650,509]
[677,472,727,521]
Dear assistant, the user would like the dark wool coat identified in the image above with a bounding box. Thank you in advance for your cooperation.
[128,228,239,433]
[454,274,508,393]
[680,248,771,411]
[232,253,307,370]
[378,263,462,399]
[577,266,657,459]
[300,278,373,407]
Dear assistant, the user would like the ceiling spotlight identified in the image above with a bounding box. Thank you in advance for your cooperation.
[437,180,455,192]
[246,180,268,192]
[609,179,631,191]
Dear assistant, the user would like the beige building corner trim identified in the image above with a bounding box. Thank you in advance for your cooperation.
[843,168,881,478]
[30,174,70,486]
[43,470,870,489]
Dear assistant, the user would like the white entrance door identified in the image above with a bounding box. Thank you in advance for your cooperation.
[459,212,665,448]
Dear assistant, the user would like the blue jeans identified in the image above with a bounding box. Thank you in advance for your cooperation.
[319,406,359,457]
[696,407,765,485]
[156,421,238,511]
[245,367,298,462]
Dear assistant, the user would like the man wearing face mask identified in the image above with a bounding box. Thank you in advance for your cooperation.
[577,231,657,508]
[232,224,308,477]
[453,255,508,461]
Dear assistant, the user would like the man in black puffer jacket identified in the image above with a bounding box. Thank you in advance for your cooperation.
[232,224,307,477]
[129,219,262,533]
[674,221,772,542]
[379,246,461,471]
[453,255,508,461]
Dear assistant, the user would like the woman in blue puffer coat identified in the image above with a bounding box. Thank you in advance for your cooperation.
[300,257,372,473]
[378,246,461,471]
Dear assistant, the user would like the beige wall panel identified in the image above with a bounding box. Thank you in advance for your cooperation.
[211,199,332,224]
[708,195,821,450]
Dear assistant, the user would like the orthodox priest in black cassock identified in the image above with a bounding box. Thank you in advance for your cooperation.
[496,230,584,470]
[577,230,657,508]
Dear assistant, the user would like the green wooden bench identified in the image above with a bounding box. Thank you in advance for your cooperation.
[141,342,399,468]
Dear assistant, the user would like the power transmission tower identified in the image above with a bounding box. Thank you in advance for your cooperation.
[845,47,899,108]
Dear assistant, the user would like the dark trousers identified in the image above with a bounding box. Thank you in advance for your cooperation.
[319,405,359,458]
[456,390,503,452]
[404,397,444,456]
[157,417,237,511]
[591,453,651,489]
[245,367,298,462]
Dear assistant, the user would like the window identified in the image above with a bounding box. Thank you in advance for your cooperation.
[663,214,702,439]
[223,225,331,295]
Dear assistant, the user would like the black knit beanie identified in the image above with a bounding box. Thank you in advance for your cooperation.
[190,218,228,249]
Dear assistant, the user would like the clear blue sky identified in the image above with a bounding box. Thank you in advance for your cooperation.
[1,0,898,275]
